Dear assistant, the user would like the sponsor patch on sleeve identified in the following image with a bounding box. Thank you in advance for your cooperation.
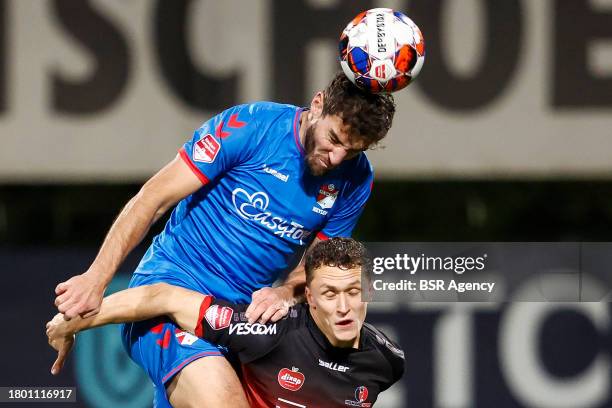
[205,304,233,330]
[193,134,221,163]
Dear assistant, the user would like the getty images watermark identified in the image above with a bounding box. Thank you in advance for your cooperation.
[363,243,612,302]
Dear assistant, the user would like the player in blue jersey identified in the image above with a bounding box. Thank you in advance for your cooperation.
[54,73,395,407]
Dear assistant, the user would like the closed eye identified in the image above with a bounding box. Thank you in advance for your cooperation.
[328,130,343,146]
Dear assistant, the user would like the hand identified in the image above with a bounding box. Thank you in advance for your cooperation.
[245,286,294,324]
[55,271,106,319]
[46,313,76,375]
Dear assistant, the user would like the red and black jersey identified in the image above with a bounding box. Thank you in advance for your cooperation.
[195,297,405,408]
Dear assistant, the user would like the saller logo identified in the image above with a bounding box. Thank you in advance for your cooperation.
[278,368,305,391]
[205,305,233,330]
[229,322,277,335]
[319,359,349,372]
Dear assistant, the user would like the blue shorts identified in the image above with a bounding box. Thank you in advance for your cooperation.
[120,274,226,407]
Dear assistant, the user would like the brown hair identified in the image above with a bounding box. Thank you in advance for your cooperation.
[305,237,368,285]
[321,72,396,147]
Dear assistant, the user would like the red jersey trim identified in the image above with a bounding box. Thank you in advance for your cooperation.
[179,147,210,185]
[293,108,305,156]
[195,295,214,338]
[316,231,329,241]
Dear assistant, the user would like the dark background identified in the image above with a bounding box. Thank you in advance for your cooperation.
[2,181,612,246]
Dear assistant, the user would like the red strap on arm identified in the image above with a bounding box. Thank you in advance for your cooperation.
[194,295,214,338]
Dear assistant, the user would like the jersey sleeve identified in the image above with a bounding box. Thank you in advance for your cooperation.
[365,323,406,390]
[194,296,289,363]
[319,158,374,239]
[179,104,260,185]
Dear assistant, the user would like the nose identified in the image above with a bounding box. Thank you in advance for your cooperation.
[329,147,348,167]
[337,293,350,314]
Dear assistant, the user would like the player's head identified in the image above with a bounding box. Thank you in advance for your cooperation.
[303,72,396,176]
[305,237,369,348]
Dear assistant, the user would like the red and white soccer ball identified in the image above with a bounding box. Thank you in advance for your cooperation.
[339,8,425,93]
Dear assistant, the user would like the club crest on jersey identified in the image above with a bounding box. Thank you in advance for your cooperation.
[345,386,371,407]
[193,133,220,163]
[205,304,233,330]
[312,183,338,216]
[317,184,338,209]
[278,367,305,391]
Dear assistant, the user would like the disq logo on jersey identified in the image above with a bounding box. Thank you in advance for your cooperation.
[278,367,305,391]
[205,304,233,330]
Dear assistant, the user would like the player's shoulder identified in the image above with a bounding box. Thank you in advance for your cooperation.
[284,302,311,328]
[337,152,374,191]
[242,101,299,122]
[213,101,296,123]
[353,152,374,177]
[362,323,405,380]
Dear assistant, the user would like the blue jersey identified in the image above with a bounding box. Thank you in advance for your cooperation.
[133,102,373,303]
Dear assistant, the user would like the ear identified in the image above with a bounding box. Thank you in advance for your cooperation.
[305,286,315,308]
[309,91,324,120]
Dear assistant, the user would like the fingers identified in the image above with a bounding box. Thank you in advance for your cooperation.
[246,287,291,324]
[251,302,289,324]
[55,282,67,296]
[245,288,267,323]
[56,288,79,314]
[54,292,69,307]
[61,298,92,319]
[64,304,85,320]
[57,299,77,316]
[270,305,289,323]
[245,300,268,324]
[258,305,277,324]
[51,347,67,375]
[81,307,100,319]
[259,300,289,324]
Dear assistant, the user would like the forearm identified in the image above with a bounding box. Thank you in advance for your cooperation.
[66,284,204,335]
[280,238,323,300]
[278,263,306,303]
[64,285,165,334]
[89,190,166,285]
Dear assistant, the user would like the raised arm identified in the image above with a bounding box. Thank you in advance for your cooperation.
[47,283,205,374]
[54,155,203,319]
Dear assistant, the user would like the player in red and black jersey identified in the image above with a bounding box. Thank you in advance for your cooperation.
[47,238,404,407]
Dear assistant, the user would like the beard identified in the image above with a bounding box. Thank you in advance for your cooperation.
[303,122,328,176]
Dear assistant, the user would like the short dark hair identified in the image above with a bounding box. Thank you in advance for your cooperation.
[321,72,396,147]
[305,238,368,285]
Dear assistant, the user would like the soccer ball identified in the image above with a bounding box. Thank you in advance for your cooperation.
[339,8,425,93]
